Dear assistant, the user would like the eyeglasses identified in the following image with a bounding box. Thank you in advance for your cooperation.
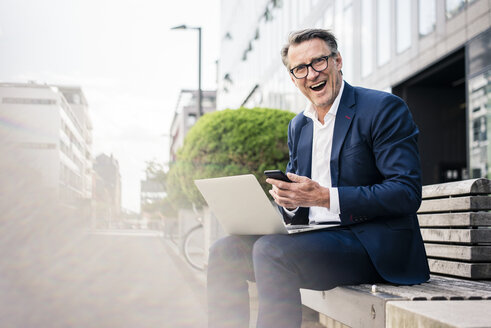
[289,55,332,79]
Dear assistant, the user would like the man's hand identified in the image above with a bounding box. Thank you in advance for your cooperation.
[266,172,330,209]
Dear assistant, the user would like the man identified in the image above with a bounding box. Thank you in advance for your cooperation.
[207,29,429,328]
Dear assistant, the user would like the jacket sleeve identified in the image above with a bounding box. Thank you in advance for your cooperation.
[338,95,422,225]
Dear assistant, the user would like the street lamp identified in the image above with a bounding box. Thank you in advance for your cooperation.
[171,24,203,117]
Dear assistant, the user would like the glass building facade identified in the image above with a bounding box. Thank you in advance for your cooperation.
[467,29,491,179]
[218,0,490,184]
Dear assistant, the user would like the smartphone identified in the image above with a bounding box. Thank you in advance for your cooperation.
[264,170,293,183]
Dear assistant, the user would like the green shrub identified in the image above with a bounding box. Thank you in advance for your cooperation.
[167,107,295,207]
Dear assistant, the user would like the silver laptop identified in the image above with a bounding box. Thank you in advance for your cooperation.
[194,174,339,235]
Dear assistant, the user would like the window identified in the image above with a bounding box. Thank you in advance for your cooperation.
[324,5,333,29]
[396,0,411,53]
[342,4,353,82]
[2,97,56,105]
[468,70,491,178]
[361,0,373,77]
[73,94,81,105]
[446,0,466,19]
[300,0,311,23]
[202,96,215,108]
[377,0,391,66]
[187,113,197,127]
[419,0,436,36]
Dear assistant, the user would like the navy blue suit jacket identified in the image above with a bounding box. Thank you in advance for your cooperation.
[282,82,430,285]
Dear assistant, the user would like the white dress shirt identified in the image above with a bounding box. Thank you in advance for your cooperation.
[284,81,344,223]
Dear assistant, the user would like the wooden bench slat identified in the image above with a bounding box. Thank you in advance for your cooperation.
[429,275,491,292]
[428,258,491,279]
[353,276,491,300]
[386,282,479,300]
[346,284,436,302]
[418,212,491,227]
[418,196,491,213]
[421,228,491,243]
[424,243,491,261]
[360,283,461,300]
[425,283,490,299]
[422,178,491,198]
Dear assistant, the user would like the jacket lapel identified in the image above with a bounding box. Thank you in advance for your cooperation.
[297,118,313,178]
[331,82,356,187]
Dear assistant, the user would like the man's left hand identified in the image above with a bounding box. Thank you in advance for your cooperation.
[266,173,331,209]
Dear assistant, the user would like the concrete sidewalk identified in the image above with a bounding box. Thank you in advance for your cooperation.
[0,230,207,328]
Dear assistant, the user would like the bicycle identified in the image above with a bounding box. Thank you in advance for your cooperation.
[181,205,206,271]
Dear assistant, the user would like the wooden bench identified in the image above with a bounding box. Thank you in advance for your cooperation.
[301,178,491,328]
[418,178,491,279]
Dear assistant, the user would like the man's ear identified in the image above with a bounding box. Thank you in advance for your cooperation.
[289,72,298,87]
[334,53,343,72]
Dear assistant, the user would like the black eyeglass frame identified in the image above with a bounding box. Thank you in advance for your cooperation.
[289,55,333,79]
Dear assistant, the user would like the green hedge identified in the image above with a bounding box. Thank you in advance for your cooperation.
[167,107,295,207]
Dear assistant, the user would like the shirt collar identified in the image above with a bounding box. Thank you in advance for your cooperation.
[303,80,345,123]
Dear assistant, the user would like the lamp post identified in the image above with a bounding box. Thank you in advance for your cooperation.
[171,24,203,117]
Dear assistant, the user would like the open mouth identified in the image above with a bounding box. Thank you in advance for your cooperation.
[309,81,326,92]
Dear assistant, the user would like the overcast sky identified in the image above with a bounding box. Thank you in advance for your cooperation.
[0,0,221,212]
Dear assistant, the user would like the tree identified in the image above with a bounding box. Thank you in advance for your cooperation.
[141,160,177,218]
[144,160,167,182]
[167,107,295,207]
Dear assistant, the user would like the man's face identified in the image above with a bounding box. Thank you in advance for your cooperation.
[287,38,343,112]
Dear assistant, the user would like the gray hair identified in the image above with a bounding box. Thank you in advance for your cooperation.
[281,29,339,69]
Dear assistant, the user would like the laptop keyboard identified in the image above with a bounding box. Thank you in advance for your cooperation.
[286,225,314,230]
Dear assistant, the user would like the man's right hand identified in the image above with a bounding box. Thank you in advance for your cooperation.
[266,173,331,209]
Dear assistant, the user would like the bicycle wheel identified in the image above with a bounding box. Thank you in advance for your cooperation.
[182,225,206,271]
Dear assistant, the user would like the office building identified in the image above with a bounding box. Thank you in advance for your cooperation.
[169,89,217,162]
[218,0,490,184]
[58,86,94,199]
[93,153,122,226]
[0,82,93,210]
